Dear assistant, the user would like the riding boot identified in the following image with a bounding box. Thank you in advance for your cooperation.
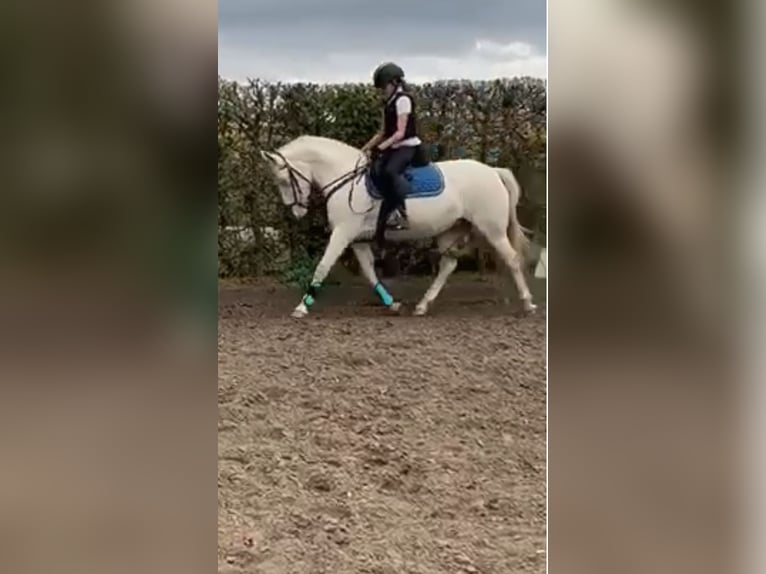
[387,208,408,230]
[390,174,411,229]
[375,199,392,249]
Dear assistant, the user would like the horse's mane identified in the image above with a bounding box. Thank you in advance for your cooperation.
[279,135,362,164]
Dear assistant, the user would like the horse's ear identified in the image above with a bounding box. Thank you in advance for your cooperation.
[261,150,289,172]
[260,150,277,164]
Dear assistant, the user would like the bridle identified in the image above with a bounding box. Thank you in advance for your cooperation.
[268,148,467,257]
[269,150,374,214]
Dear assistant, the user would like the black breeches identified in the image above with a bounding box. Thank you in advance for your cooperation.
[375,146,415,210]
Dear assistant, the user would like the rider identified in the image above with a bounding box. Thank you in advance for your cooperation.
[361,62,421,245]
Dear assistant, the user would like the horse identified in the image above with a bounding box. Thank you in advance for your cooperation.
[260,135,537,318]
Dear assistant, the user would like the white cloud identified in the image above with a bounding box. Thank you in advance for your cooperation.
[474,39,534,59]
[218,41,546,84]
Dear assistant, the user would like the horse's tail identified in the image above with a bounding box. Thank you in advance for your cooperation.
[494,167,530,259]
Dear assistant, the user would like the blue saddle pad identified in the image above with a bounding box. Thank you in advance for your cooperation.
[366,164,445,199]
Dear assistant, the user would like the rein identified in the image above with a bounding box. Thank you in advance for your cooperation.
[270,151,374,214]
[270,147,466,259]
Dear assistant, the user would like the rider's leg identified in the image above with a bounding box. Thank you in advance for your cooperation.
[382,146,416,220]
[375,152,396,247]
[375,198,393,248]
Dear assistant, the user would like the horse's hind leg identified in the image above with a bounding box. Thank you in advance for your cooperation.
[352,243,401,312]
[482,228,536,313]
[414,254,458,316]
[414,225,469,316]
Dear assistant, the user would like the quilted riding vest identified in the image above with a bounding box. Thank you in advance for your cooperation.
[383,92,417,139]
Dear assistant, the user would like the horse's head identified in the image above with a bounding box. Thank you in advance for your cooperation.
[261,136,367,219]
[260,149,312,219]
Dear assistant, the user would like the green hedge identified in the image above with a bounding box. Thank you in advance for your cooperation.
[218,77,546,280]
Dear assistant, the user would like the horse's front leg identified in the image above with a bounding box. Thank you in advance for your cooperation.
[351,243,401,313]
[292,228,352,318]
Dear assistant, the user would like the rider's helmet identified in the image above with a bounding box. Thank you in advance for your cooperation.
[373,62,405,89]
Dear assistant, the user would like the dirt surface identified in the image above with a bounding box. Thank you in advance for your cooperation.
[218,275,546,574]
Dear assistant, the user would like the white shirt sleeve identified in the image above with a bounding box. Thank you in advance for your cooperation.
[395,96,412,116]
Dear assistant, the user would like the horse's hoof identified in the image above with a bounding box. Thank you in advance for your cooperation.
[389,302,402,313]
[413,304,428,317]
[291,304,309,319]
[523,301,538,314]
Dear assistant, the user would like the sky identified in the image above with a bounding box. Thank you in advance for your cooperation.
[218,0,547,84]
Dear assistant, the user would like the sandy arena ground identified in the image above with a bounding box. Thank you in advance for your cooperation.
[218,275,546,573]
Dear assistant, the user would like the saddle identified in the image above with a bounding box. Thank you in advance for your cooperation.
[367,144,445,199]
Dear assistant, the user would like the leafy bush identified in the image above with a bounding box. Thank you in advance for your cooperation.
[218,77,546,278]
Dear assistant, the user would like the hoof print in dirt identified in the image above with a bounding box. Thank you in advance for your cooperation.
[306,473,335,492]
[324,518,350,545]
[223,550,256,569]
[379,471,404,491]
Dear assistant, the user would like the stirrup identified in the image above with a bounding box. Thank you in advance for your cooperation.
[386,210,409,230]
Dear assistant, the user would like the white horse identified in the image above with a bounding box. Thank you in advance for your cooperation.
[260,135,536,317]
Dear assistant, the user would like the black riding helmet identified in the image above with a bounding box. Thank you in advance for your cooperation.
[373,62,405,88]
